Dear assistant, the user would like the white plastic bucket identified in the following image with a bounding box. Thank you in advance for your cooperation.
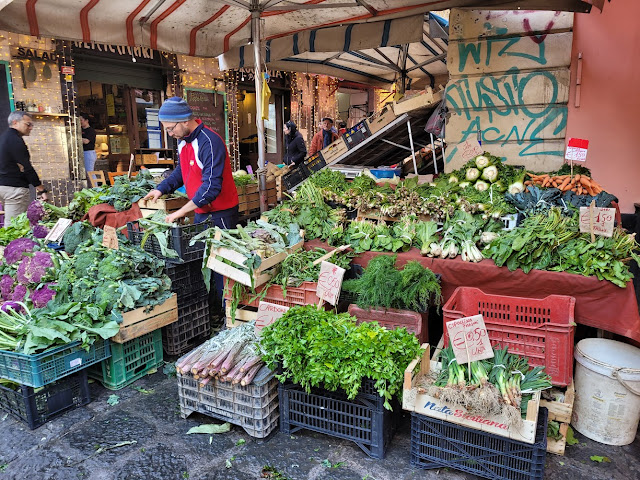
[572,338,640,445]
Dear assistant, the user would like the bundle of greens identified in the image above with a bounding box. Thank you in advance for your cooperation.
[0,213,31,246]
[99,169,158,211]
[67,185,110,220]
[342,255,441,311]
[307,169,348,193]
[232,172,257,188]
[134,210,183,260]
[417,345,552,425]
[260,305,424,409]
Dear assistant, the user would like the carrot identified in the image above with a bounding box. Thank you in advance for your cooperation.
[525,180,533,186]
[579,176,592,188]
[585,185,595,196]
[542,177,551,187]
[577,185,583,195]
[592,185,603,194]
[558,177,571,190]
[574,174,581,182]
[551,180,559,188]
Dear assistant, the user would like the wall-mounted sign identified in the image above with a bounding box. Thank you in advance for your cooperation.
[12,47,59,62]
[61,66,74,75]
[72,41,154,61]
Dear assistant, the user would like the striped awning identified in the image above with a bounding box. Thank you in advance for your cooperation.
[0,0,609,59]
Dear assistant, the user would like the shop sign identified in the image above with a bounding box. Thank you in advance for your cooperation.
[238,67,284,83]
[61,66,75,75]
[12,47,59,62]
[72,41,154,61]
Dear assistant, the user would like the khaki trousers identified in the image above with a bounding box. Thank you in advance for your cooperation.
[0,185,30,227]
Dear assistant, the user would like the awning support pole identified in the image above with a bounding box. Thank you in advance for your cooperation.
[407,119,418,175]
[430,133,438,174]
[251,8,268,212]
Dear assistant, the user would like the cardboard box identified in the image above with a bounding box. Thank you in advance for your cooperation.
[366,105,396,134]
[320,138,348,164]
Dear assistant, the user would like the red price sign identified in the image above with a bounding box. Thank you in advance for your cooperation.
[446,314,494,364]
[316,261,345,306]
[459,139,484,161]
[255,301,289,336]
[565,138,589,162]
[579,206,615,237]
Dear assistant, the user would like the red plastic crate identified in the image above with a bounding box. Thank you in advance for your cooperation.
[442,287,575,386]
[347,305,428,344]
[224,280,321,309]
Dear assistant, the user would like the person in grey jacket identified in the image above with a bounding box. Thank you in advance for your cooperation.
[283,120,307,166]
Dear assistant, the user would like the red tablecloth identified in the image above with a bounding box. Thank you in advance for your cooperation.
[307,240,640,343]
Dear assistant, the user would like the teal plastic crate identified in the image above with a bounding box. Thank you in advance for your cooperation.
[89,330,163,390]
[0,339,111,388]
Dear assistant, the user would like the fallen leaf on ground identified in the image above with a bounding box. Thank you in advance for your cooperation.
[107,395,119,406]
[187,423,231,435]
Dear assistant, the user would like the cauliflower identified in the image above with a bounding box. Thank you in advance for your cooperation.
[31,283,56,308]
[0,275,14,300]
[4,238,37,265]
[16,251,54,284]
[27,200,46,224]
[32,224,49,239]
[11,284,27,302]
[1,301,24,314]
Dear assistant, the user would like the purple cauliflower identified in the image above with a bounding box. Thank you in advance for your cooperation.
[0,275,14,301]
[4,238,38,265]
[27,200,46,224]
[32,224,49,239]
[0,301,23,313]
[16,251,54,284]
[11,284,27,302]
[31,283,56,308]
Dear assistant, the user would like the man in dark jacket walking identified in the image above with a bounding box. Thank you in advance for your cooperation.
[283,120,306,166]
[0,111,48,226]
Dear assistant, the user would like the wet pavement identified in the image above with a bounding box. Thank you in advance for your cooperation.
[0,367,638,480]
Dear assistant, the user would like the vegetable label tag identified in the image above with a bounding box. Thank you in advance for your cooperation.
[459,139,483,161]
[565,138,589,162]
[446,314,494,364]
[45,218,72,243]
[102,225,119,250]
[255,301,289,336]
[316,261,346,306]
[579,206,615,237]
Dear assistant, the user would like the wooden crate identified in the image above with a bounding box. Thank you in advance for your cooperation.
[392,88,443,116]
[366,105,396,134]
[207,231,304,288]
[135,154,174,166]
[540,380,575,455]
[403,344,541,445]
[237,181,277,214]
[111,294,178,344]
[138,197,188,213]
[225,306,257,328]
[320,138,348,164]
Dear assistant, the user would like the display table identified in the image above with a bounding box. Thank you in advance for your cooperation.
[307,240,640,343]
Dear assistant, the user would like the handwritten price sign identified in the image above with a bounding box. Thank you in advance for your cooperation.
[255,301,289,336]
[579,206,615,238]
[446,314,494,364]
[102,225,119,250]
[316,261,345,306]
[459,139,483,161]
[565,138,589,162]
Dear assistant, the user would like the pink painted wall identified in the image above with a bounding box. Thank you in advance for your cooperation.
[567,0,640,213]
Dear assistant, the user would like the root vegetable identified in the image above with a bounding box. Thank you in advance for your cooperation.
[241,362,263,386]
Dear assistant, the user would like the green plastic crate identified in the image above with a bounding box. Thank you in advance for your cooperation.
[0,339,111,388]
[88,330,163,390]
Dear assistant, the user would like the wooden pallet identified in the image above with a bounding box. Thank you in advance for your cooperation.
[110,294,178,343]
[540,380,575,455]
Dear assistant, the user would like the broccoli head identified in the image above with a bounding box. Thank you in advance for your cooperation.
[74,250,102,278]
[31,283,56,308]
[27,200,45,224]
[62,222,94,255]
[4,238,37,265]
[71,277,95,303]
[17,251,54,285]
[93,281,119,312]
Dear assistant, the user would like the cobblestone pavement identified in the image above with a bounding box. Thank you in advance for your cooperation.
[0,369,638,480]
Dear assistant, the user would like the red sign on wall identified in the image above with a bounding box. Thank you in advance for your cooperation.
[61,66,75,75]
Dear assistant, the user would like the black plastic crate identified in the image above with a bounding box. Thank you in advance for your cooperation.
[165,261,206,297]
[343,120,371,149]
[127,219,214,263]
[410,408,548,480]
[302,151,326,175]
[282,166,308,191]
[0,369,91,429]
[279,378,400,459]
[163,297,211,356]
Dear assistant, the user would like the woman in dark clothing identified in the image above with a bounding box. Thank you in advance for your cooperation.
[283,120,307,166]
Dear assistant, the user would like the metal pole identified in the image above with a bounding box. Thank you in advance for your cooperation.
[407,120,418,175]
[430,132,438,174]
[251,9,268,212]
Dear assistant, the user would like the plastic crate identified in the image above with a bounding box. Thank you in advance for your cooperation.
[410,407,548,480]
[347,305,429,344]
[443,287,575,386]
[302,151,326,175]
[162,298,211,356]
[165,261,206,297]
[224,280,320,309]
[0,339,111,388]
[178,367,279,438]
[0,370,91,429]
[88,330,163,390]
[343,120,371,149]
[279,378,400,459]
[127,219,214,263]
[282,166,308,191]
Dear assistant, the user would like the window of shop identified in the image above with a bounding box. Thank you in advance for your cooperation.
[0,62,13,135]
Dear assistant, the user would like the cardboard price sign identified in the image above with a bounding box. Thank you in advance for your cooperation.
[579,205,615,238]
[459,139,484,161]
[565,138,589,162]
[45,218,72,243]
[446,315,494,364]
[316,261,345,306]
[102,225,119,249]
[255,301,289,336]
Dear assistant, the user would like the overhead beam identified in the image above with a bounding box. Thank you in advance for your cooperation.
[406,52,446,72]
[225,0,251,9]
[355,0,378,16]
[423,29,445,54]
[347,51,401,72]
[373,47,403,72]
[265,2,361,10]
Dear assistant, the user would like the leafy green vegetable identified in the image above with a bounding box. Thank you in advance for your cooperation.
[0,214,30,246]
[100,169,158,211]
[233,174,257,187]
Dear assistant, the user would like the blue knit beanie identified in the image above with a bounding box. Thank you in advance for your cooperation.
[158,97,193,122]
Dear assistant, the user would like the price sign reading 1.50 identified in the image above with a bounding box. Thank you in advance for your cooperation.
[446,314,494,364]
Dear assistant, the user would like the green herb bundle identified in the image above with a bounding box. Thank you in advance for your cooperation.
[342,255,441,311]
[260,305,423,409]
